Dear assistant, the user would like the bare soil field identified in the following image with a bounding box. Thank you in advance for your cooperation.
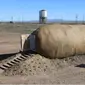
[0,23,42,54]
[0,23,85,84]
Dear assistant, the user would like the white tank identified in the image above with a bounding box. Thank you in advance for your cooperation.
[39,10,47,24]
[39,10,47,18]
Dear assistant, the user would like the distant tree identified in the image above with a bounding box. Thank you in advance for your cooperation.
[9,21,13,23]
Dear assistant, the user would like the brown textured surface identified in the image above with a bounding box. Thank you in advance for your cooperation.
[35,24,85,58]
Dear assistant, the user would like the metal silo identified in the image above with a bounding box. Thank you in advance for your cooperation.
[39,10,47,24]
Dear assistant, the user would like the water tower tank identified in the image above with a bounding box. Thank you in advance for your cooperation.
[39,10,47,24]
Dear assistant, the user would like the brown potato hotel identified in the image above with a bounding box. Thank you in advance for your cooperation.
[23,24,85,59]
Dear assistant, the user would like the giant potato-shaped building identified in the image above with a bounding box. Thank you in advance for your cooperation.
[22,24,85,59]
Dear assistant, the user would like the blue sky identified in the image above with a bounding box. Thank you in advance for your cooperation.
[0,0,85,21]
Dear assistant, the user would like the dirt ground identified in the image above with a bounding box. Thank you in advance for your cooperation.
[0,66,85,84]
[0,32,20,54]
[0,23,85,84]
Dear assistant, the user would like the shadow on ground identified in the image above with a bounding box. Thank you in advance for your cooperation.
[0,53,18,60]
[0,50,37,61]
[76,64,85,68]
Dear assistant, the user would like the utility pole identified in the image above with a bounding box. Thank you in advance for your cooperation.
[22,16,24,23]
[61,16,63,24]
[10,16,13,23]
[76,14,78,24]
[83,15,84,24]
[11,16,13,21]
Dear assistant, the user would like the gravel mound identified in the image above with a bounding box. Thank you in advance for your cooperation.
[2,54,85,76]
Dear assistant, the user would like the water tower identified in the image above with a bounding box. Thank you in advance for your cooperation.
[39,10,47,24]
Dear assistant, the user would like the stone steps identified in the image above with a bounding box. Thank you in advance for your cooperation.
[0,53,32,73]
